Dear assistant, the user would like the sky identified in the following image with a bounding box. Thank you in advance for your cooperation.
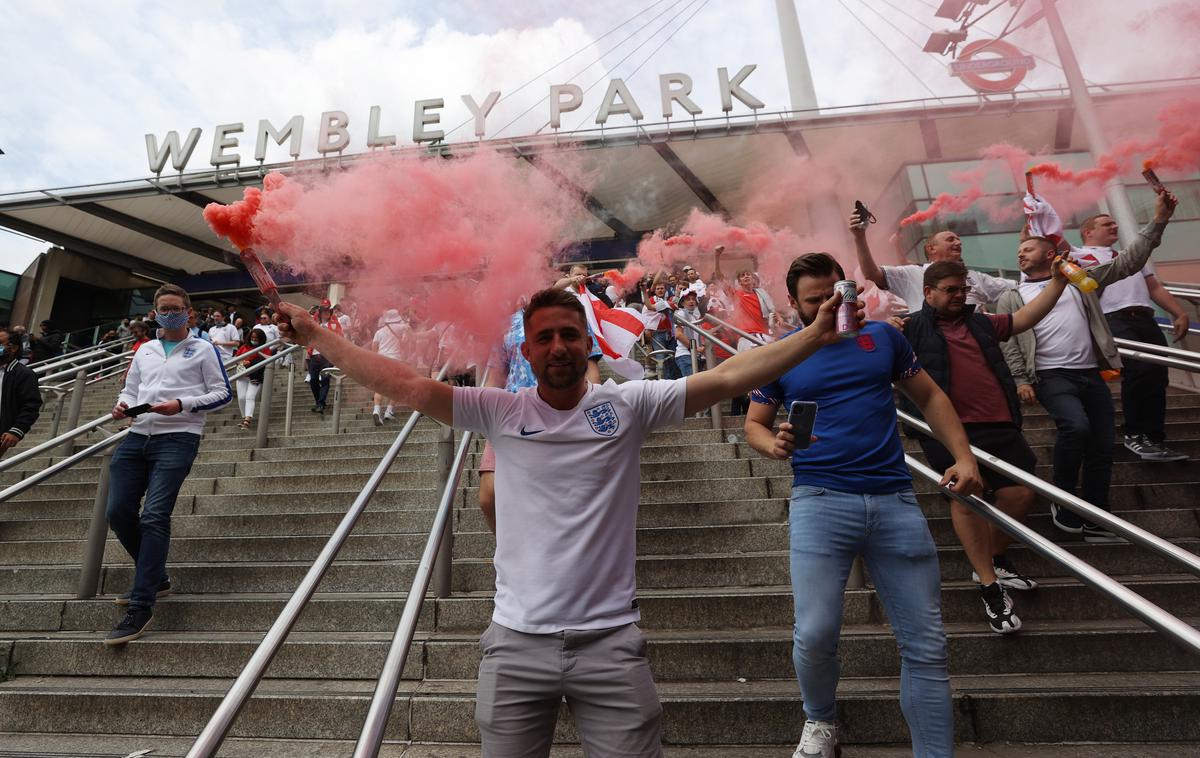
[0,0,1193,274]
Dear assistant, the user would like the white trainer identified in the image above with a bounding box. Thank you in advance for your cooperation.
[793,719,841,758]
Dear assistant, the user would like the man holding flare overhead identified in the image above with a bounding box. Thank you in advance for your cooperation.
[276,283,880,758]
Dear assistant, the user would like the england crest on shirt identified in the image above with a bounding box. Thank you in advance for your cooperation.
[182,346,197,358]
[584,401,619,436]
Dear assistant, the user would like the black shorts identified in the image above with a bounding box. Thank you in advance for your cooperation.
[918,422,1037,494]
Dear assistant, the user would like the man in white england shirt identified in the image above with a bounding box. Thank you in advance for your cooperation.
[279,286,862,757]
[853,211,1015,310]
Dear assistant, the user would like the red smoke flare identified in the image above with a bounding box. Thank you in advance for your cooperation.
[900,187,984,227]
[202,173,289,250]
[603,263,647,294]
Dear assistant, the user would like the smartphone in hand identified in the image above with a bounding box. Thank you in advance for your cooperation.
[123,403,153,417]
[787,401,818,450]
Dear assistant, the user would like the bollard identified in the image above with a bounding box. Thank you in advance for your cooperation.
[255,361,276,450]
[704,341,723,431]
[432,423,455,598]
[284,359,296,437]
[847,556,866,590]
[77,450,114,599]
[65,367,87,432]
[329,373,345,433]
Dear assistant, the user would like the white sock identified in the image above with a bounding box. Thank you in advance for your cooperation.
[373,405,381,415]
[384,405,394,417]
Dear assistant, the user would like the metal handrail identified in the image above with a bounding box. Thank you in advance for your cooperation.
[0,345,297,505]
[702,312,772,346]
[1115,346,1200,373]
[896,410,1200,578]
[673,314,739,356]
[38,349,135,385]
[1164,285,1200,301]
[1114,337,1200,364]
[906,456,1200,655]
[353,363,486,755]
[186,364,452,758]
[28,335,134,372]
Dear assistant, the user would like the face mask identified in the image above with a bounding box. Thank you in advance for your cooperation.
[157,310,189,330]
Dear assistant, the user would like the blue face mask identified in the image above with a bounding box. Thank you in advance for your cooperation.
[157,310,189,330]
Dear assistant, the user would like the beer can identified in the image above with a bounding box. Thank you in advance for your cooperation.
[835,279,858,338]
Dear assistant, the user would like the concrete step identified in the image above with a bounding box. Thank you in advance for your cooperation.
[6,620,1195,682]
[1,671,1196,744]
[3,575,1195,634]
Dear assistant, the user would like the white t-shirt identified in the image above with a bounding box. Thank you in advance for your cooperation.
[1072,245,1154,314]
[884,264,1015,310]
[1019,279,1098,370]
[373,321,409,358]
[682,279,707,299]
[207,323,240,361]
[453,378,687,634]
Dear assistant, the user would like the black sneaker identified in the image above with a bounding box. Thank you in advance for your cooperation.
[1144,439,1189,463]
[980,581,1021,634]
[1083,523,1122,543]
[104,607,153,646]
[114,578,172,606]
[1050,503,1084,534]
[373,413,383,426]
[972,555,1038,591]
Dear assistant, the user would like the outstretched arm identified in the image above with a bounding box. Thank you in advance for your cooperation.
[683,293,863,415]
[278,302,453,425]
[850,212,888,290]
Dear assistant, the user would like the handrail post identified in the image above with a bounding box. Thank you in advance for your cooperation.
[65,367,87,433]
[330,373,344,432]
[255,360,276,450]
[284,357,296,437]
[76,449,114,599]
[433,424,456,598]
[48,391,67,440]
[705,340,723,430]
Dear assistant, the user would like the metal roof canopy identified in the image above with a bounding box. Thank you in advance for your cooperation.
[0,78,1194,282]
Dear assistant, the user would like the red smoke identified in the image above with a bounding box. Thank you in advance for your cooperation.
[900,187,984,227]
[603,263,647,294]
[203,150,590,363]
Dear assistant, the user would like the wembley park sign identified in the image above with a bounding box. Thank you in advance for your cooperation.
[144,65,766,174]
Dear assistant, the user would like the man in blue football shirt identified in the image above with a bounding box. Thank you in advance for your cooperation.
[745,252,981,758]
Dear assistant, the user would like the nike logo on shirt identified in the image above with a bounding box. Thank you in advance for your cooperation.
[519,426,544,436]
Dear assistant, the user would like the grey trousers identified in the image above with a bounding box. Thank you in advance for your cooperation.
[474,621,663,757]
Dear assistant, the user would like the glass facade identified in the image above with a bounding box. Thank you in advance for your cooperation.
[885,154,1200,278]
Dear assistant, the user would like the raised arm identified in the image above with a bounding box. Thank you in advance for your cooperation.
[682,293,861,416]
[278,302,454,425]
[850,212,888,290]
[1092,190,1177,287]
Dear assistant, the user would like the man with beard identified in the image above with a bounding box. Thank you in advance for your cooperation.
[744,252,983,758]
[278,284,865,758]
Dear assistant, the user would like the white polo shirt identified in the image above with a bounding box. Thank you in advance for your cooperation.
[454,378,686,633]
[884,264,1015,310]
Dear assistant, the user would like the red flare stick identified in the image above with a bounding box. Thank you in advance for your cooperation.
[1025,171,1036,198]
[1142,167,1167,195]
[239,247,283,310]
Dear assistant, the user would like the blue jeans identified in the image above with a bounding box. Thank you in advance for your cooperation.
[651,331,681,380]
[675,354,694,378]
[1034,368,1114,511]
[789,485,952,757]
[106,431,201,609]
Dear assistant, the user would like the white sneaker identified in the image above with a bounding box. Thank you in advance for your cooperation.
[793,719,840,758]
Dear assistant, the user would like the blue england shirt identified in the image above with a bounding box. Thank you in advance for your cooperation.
[751,321,922,494]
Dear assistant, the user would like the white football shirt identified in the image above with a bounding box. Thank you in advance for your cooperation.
[1019,279,1098,370]
[1072,245,1155,314]
[453,378,687,633]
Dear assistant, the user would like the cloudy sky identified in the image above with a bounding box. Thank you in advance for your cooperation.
[0,0,1191,273]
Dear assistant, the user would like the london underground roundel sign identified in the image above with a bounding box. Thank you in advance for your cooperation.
[950,39,1036,94]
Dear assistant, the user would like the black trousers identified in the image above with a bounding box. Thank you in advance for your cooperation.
[1106,309,1169,442]
[309,354,332,407]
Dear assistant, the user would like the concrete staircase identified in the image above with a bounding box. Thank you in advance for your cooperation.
[0,367,1198,756]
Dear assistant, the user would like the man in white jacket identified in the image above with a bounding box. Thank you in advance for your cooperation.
[104,284,232,645]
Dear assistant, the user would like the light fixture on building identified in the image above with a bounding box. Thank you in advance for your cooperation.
[922,28,969,54]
